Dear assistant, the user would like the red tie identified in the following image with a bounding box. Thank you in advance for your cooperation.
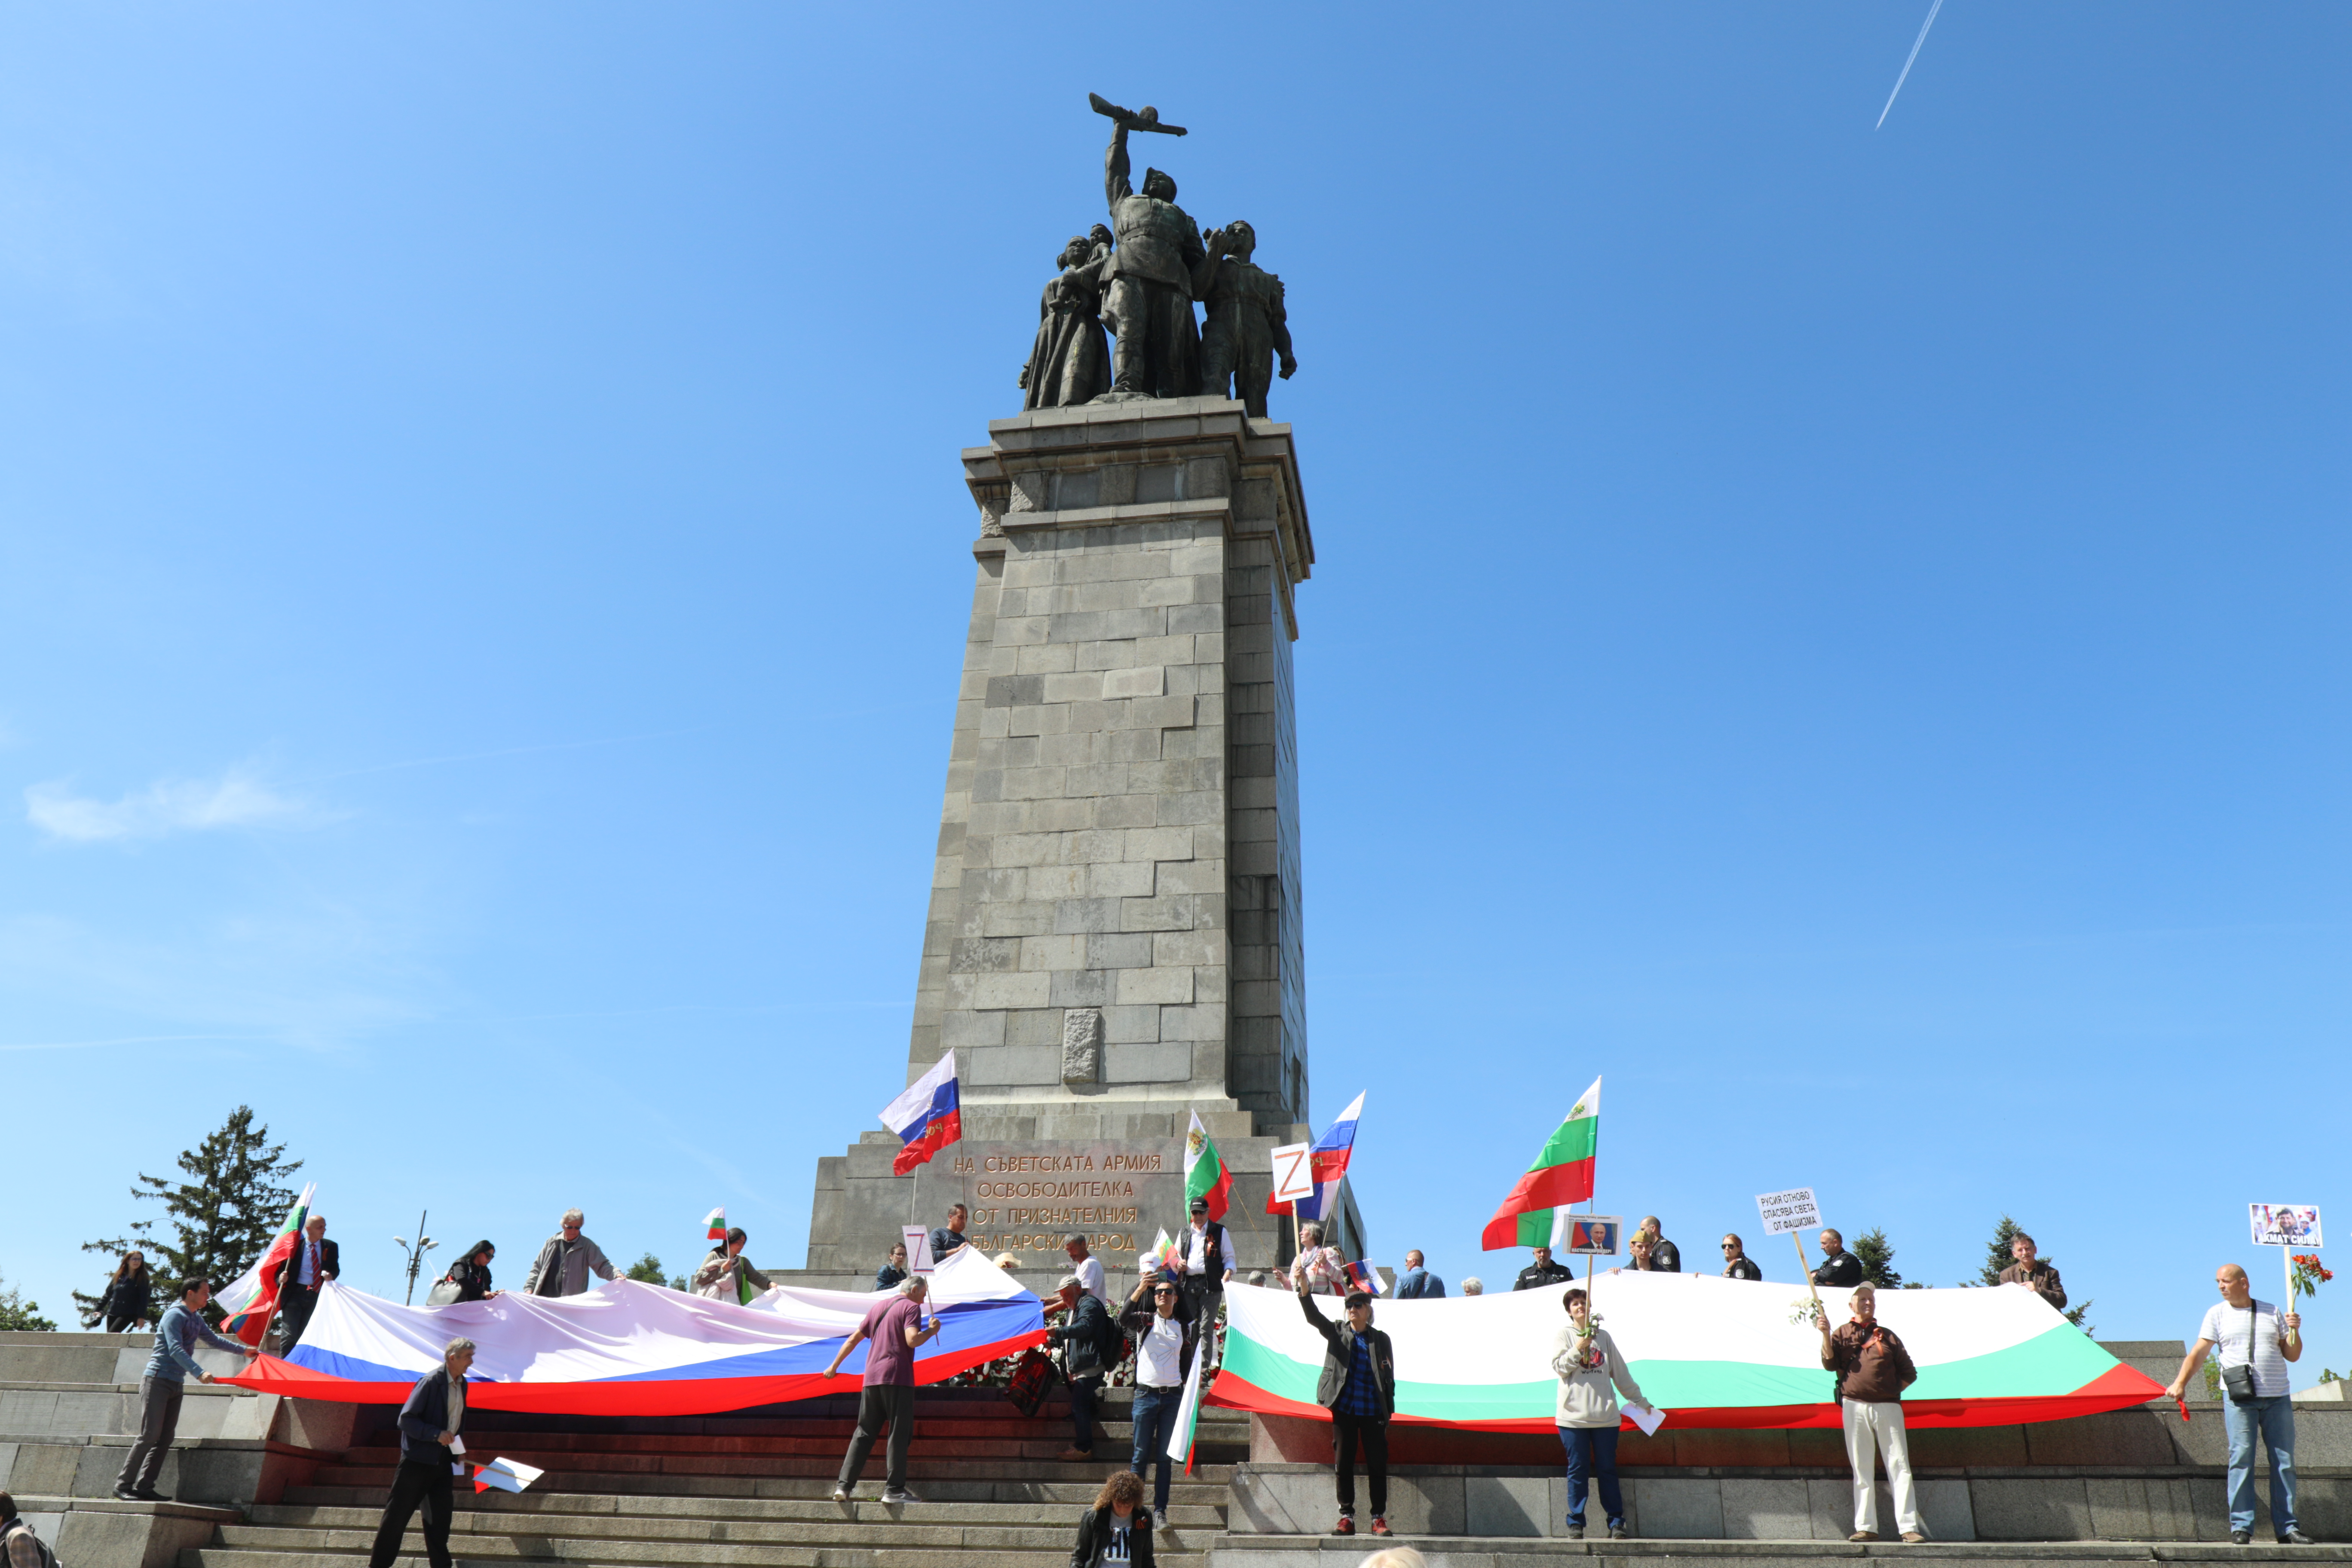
[308,1241,319,1285]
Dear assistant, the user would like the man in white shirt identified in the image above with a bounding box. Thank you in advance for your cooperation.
[2162,1263,2309,1545]
[1118,1271,1199,1526]
[1180,1197,1234,1372]
[1063,1233,1108,1307]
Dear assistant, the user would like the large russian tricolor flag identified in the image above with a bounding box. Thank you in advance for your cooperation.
[1268,1090,1364,1222]
[882,1051,961,1176]
[223,1243,1042,1417]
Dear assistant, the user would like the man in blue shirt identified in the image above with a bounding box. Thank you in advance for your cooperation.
[1393,1250,1446,1299]
[115,1278,257,1501]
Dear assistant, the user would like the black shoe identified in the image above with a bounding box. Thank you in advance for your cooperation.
[2232,1530,2251,1545]
[1609,1525,1631,1540]
[1565,1523,1584,1540]
[112,1488,140,1501]
[2279,1530,2315,1546]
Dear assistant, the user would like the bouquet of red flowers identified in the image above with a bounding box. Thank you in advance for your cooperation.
[2291,1253,2332,1301]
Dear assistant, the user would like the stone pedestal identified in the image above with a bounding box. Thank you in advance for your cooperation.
[802,397,1360,1283]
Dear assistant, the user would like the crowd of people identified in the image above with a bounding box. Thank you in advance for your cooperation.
[85,1197,2315,1556]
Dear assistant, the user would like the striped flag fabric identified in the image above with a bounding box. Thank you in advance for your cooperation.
[1481,1076,1600,1250]
[1264,1090,1365,1221]
[1184,1112,1232,1220]
[1209,1271,2163,1433]
[220,1182,317,1346]
[1342,1258,1386,1297]
[703,1207,727,1242]
[1165,1327,1207,1473]
[880,1052,962,1176]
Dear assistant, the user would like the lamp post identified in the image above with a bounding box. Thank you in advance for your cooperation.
[392,1211,438,1306]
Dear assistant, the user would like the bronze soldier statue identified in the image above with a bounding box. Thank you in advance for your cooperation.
[1019,227,1113,409]
[1093,98,1214,399]
[1198,220,1296,418]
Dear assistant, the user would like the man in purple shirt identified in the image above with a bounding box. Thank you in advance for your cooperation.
[822,1277,943,1506]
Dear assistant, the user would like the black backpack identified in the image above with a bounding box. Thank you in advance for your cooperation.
[2,1517,59,1568]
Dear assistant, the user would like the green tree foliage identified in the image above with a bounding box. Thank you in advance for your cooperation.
[1850,1227,1904,1289]
[0,1271,59,1332]
[625,1253,689,1292]
[1972,1213,2092,1333]
[75,1107,301,1325]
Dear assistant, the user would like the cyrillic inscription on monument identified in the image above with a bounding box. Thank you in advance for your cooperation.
[912,1140,1194,1266]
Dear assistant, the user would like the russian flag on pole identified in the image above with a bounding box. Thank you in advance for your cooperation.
[881,1052,962,1176]
[1268,1091,1365,1222]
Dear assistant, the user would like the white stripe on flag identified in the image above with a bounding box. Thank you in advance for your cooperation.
[1165,1334,1204,1469]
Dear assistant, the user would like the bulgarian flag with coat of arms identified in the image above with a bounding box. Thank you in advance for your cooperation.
[1481,1075,1600,1250]
[1184,1112,1231,1220]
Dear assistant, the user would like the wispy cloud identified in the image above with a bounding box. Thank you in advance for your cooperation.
[25,768,319,843]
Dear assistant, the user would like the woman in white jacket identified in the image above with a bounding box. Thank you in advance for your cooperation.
[1552,1287,1649,1540]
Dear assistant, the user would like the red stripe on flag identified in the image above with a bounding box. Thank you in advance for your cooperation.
[891,1109,962,1176]
[1479,1157,1596,1250]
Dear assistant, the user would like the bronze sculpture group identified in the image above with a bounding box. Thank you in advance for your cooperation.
[1020,96,1297,418]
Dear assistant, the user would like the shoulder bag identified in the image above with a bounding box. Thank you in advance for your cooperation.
[2220,1302,2261,1403]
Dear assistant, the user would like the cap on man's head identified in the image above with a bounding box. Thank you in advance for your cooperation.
[1056,1273,1084,1295]
[1344,1290,1373,1310]
[1189,1197,1209,1213]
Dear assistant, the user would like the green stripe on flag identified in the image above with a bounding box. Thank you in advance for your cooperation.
[1525,1114,1597,1172]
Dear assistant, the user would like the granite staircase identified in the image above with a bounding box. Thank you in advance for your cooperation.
[180,1387,1250,1568]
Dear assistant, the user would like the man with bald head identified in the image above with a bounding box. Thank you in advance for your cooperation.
[2163,1264,2310,1544]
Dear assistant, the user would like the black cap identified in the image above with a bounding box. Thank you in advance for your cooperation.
[1189,1198,1209,1213]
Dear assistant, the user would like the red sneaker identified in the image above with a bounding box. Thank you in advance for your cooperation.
[1371,1518,1393,1537]
[1331,1516,1355,1537]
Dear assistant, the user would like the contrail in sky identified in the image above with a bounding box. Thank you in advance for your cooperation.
[1877,0,1946,129]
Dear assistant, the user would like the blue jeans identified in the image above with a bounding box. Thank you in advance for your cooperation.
[1559,1424,1623,1529]
[2223,1394,2297,1536]
[1130,1385,1182,1512]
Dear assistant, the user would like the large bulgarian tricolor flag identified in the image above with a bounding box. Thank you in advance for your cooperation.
[219,1182,317,1346]
[1481,1075,1599,1250]
[1184,1112,1231,1220]
[1209,1272,2164,1432]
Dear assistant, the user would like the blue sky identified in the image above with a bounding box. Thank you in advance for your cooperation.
[3,5,2345,1381]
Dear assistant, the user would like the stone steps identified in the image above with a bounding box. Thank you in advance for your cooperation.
[253,1498,1231,1529]
[309,1458,1239,1488]
[187,1553,1208,1568]
[1205,1539,2352,1566]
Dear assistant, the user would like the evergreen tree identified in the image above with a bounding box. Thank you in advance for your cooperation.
[625,1253,688,1292]
[1971,1213,2092,1333]
[74,1107,301,1325]
[1850,1227,1904,1289]
[0,1270,58,1332]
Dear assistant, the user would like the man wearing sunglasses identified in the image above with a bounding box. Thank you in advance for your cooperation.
[1119,1268,1201,1527]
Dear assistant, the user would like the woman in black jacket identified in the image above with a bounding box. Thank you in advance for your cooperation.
[97,1251,152,1332]
[1068,1469,1155,1568]
[443,1242,499,1302]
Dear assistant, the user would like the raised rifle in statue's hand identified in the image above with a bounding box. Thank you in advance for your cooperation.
[1089,93,1186,136]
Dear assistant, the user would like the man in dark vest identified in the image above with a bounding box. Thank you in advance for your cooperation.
[1178,1196,1231,1366]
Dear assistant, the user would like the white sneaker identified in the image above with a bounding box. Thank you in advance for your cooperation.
[882,1488,919,1504]
[1153,1509,1168,1530]
[831,1486,852,1503]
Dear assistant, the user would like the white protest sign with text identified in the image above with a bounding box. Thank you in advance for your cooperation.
[1270,1142,1315,1206]
[1755,1188,1822,1237]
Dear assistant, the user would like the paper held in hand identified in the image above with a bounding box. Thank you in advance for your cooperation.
[1623,1401,1668,1438]
[1269,1142,1315,1207]
[2250,1204,2323,1249]
[1755,1188,1821,1237]
[473,1457,546,1495]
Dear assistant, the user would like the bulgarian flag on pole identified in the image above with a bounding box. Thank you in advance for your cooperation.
[1164,1325,1207,1474]
[1480,1075,1601,1250]
[1184,1112,1231,1221]
[703,1207,726,1242]
[220,1182,317,1345]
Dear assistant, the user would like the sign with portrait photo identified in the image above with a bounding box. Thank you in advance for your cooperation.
[2249,1204,2322,1249]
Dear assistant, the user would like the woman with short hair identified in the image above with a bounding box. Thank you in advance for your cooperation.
[1067,1467,1156,1568]
[1553,1287,1648,1540]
